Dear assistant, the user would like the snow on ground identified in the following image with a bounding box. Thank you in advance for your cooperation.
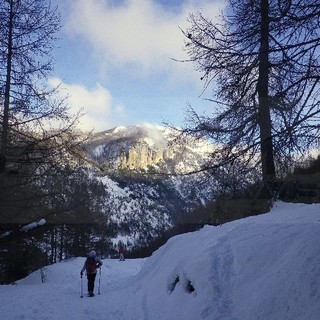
[1,201,320,320]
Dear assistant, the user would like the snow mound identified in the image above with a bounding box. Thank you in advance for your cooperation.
[134,201,320,319]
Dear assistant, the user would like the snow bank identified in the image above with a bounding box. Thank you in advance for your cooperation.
[21,219,46,232]
[0,202,319,320]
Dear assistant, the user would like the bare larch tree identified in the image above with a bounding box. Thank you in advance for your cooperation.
[182,0,320,192]
[0,0,80,173]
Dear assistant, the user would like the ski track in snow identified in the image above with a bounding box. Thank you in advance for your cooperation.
[208,237,236,319]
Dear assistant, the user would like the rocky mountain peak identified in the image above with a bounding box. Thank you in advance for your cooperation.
[84,124,213,174]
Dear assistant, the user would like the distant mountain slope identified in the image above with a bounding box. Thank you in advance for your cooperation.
[82,124,217,246]
[84,124,213,173]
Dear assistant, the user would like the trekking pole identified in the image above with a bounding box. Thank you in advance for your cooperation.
[98,267,101,295]
[80,274,84,298]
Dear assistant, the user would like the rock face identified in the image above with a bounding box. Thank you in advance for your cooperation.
[84,124,212,174]
[118,141,169,169]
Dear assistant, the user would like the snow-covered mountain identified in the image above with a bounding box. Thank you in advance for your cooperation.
[81,124,217,246]
[84,123,213,173]
[2,201,319,320]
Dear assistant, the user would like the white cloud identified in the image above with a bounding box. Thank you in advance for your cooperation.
[65,0,224,78]
[49,78,126,132]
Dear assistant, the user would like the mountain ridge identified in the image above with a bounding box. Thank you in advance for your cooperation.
[81,123,217,247]
[83,123,213,173]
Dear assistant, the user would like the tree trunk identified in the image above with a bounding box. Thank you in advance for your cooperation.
[59,225,64,261]
[257,0,276,187]
[0,0,14,173]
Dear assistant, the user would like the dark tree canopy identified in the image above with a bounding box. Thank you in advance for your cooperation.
[182,0,320,186]
[0,1,112,285]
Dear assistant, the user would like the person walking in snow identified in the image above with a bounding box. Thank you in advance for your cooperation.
[118,240,125,261]
[119,245,125,261]
[80,250,103,297]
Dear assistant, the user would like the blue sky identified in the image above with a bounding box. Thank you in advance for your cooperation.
[50,0,224,132]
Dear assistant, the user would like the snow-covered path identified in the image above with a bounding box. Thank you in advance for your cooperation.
[1,201,320,320]
[0,258,146,320]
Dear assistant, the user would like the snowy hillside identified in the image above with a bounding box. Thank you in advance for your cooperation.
[1,201,319,320]
[80,124,218,246]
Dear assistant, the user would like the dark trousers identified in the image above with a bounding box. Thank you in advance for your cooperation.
[87,273,96,293]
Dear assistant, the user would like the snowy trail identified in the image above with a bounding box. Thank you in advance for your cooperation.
[0,258,146,320]
[1,202,320,320]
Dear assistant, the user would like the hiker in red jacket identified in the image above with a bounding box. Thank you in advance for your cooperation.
[80,250,103,297]
[119,246,125,261]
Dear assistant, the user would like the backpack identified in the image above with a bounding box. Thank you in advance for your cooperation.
[85,256,97,274]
